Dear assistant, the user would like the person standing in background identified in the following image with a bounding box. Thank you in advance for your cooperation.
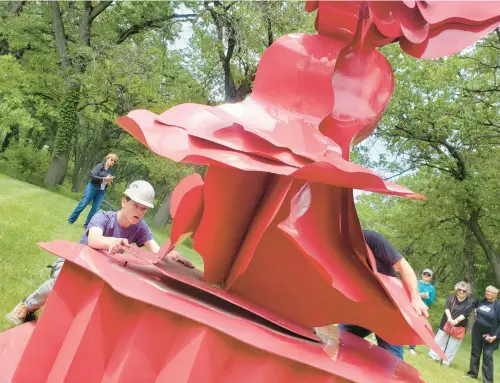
[68,153,118,228]
[428,281,472,366]
[465,286,500,382]
[409,268,436,355]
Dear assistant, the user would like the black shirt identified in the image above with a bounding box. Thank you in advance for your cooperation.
[89,162,114,189]
[474,299,500,336]
[439,293,473,330]
[363,230,402,277]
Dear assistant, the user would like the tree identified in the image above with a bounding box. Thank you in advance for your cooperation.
[358,36,500,288]
[42,1,198,186]
[187,1,314,102]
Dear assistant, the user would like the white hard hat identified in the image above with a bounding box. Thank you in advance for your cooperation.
[124,180,155,208]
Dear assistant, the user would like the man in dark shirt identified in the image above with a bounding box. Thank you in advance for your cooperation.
[339,230,427,360]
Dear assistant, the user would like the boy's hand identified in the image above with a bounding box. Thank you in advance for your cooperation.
[167,251,195,268]
[108,238,130,254]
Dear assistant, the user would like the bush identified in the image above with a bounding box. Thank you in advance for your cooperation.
[0,143,51,185]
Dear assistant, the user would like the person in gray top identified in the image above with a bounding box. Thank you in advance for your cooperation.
[68,153,118,228]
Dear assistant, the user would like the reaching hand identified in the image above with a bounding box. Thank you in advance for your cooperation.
[411,296,429,318]
[108,238,130,255]
[167,251,195,268]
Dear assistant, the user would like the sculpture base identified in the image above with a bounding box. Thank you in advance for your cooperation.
[0,322,35,382]
[0,242,424,383]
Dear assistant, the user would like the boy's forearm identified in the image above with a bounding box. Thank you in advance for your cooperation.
[88,235,120,250]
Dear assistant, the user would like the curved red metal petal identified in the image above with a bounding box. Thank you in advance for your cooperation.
[400,19,500,59]
[170,173,204,219]
[117,110,422,199]
[306,1,361,43]
[277,182,375,302]
[156,174,204,262]
[417,0,500,24]
[157,103,313,167]
[224,176,295,290]
[193,166,272,285]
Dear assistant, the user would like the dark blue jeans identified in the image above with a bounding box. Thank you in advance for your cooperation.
[68,182,106,226]
[338,324,404,360]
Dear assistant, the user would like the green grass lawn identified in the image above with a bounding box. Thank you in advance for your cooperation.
[1,173,499,382]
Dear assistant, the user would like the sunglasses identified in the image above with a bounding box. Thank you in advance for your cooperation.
[457,289,467,293]
[423,272,431,277]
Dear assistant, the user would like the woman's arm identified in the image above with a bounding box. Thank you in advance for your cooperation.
[89,163,105,181]
[445,309,453,321]
[493,302,500,338]
[444,294,453,321]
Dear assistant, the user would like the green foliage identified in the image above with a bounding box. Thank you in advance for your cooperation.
[0,143,51,185]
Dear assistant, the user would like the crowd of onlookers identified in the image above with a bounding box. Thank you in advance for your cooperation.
[340,230,500,383]
[423,276,500,383]
[406,267,499,383]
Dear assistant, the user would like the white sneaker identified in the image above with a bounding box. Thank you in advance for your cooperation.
[408,349,417,356]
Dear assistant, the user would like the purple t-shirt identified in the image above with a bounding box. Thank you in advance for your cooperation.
[79,211,153,247]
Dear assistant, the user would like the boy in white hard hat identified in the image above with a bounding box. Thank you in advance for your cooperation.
[6,180,195,325]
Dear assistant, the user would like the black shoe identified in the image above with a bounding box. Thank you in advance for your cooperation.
[25,311,37,322]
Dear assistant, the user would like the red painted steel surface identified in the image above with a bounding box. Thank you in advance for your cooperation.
[2,1,500,382]
[5,249,423,383]
[306,1,500,59]
[0,322,35,382]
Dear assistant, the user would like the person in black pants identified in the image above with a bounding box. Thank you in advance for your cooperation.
[465,286,500,383]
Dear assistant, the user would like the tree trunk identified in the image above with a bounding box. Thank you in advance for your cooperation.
[45,84,80,186]
[462,226,476,294]
[45,147,71,185]
[71,155,89,192]
[468,209,500,286]
[153,192,172,227]
[1,125,19,152]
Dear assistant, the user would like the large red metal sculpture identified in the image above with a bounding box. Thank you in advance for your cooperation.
[2,2,500,382]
